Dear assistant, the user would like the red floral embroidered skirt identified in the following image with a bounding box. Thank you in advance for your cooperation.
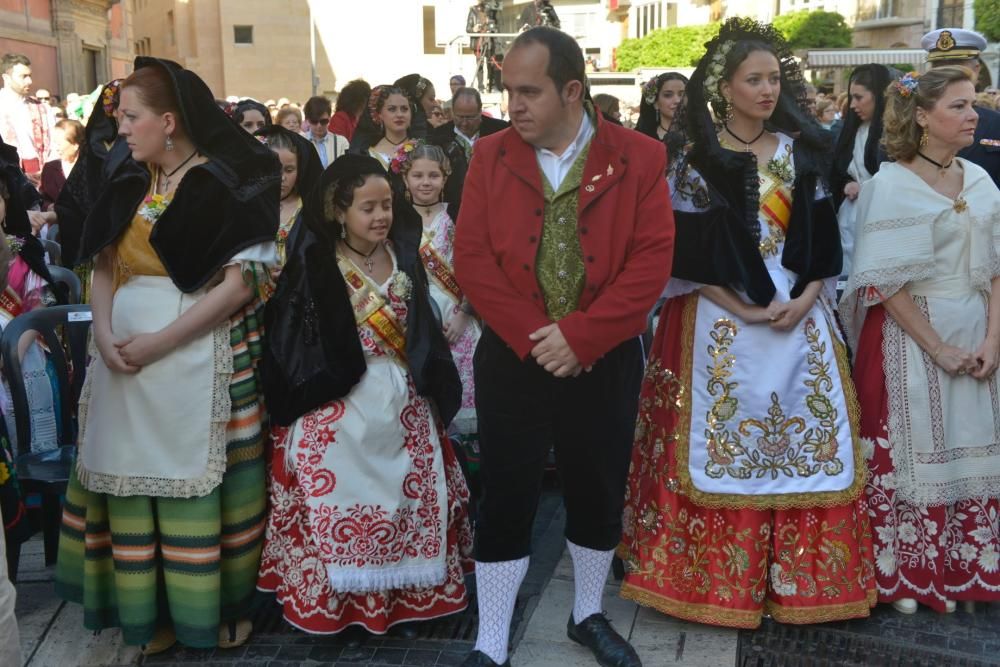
[619,294,877,629]
[854,305,1000,612]
[258,414,474,634]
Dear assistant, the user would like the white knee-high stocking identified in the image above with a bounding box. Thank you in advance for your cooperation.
[473,557,529,664]
[567,541,614,624]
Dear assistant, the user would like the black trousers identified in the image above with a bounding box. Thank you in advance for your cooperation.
[473,327,643,562]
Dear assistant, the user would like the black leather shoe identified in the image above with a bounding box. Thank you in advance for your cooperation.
[392,621,420,639]
[567,613,642,667]
[460,649,511,666]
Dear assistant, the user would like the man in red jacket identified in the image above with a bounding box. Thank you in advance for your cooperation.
[454,27,674,667]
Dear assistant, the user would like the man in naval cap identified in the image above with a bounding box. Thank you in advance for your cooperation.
[923,28,1000,187]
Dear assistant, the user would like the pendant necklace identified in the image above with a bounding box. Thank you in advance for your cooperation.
[343,238,380,272]
[916,150,953,176]
[162,150,199,191]
[724,124,766,153]
[917,151,966,211]
[416,202,437,217]
[658,119,671,136]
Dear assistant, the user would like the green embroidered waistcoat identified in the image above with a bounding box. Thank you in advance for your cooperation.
[535,137,592,321]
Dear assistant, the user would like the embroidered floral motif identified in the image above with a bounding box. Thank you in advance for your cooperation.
[866,421,1000,602]
[766,151,794,183]
[705,319,742,472]
[759,234,781,258]
[704,318,845,480]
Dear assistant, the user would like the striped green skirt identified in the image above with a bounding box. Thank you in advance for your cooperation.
[55,300,267,649]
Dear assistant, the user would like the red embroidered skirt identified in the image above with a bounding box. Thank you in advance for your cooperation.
[854,305,1000,612]
[258,417,474,634]
[619,294,877,629]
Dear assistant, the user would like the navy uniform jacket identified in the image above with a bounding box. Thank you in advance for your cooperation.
[961,105,1000,189]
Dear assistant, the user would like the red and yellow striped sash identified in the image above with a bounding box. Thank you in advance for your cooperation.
[337,255,408,363]
[419,237,462,304]
[761,184,792,234]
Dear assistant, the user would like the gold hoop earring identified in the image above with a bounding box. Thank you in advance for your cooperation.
[723,100,734,124]
[919,126,928,148]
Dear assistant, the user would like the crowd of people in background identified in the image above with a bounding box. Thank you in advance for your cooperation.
[0,17,999,667]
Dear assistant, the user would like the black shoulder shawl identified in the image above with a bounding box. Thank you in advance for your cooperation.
[673,133,842,306]
[76,58,279,292]
[262,155,461,427]
[56,79,129,268]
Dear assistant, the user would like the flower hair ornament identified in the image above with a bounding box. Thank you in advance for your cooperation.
[101,80,122,118]
[642,76,660,105]
[415,78,430,100]
[389,139,421,174]
[703,40,736,112]
[893,72,920,98]
[368,86,386,127]
[222,101,237,119]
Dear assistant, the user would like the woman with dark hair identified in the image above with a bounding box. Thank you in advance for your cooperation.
[256,125,322,272]
[635,72,689,141]
[843,67,1000,615]
[330,79,371,142]
[350,85,414,173]
[257,153,472,638]
[231,98,272,134]
[619,18,875,629]
[54,57,279,653]
[394,73,434,140]
[831,64,900,278]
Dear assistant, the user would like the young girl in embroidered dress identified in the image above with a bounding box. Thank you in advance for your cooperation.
[398,142,482,474]
[843,67,1000,615]
[258,154,472,638]
[259,126,323,278]
[618,18,876,629]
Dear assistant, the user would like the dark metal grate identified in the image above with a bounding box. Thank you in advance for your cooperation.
[737,604,1000,667]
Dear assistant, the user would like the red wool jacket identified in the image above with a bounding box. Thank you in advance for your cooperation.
[454,111,675,368]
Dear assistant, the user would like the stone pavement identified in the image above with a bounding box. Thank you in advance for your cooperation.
[12,488,1000,667]
[509,550,737,667]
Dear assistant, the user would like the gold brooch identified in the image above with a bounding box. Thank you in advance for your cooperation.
[954,197,968,213]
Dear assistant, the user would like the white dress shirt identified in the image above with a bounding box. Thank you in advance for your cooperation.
[535,111,594,191]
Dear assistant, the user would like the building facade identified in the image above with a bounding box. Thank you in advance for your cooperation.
[132,0,336,102]
[0,0,133,99]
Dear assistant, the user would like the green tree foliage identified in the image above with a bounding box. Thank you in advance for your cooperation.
[615,24,720,71]
[773,10,852,49]
[977,0,1000,42]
